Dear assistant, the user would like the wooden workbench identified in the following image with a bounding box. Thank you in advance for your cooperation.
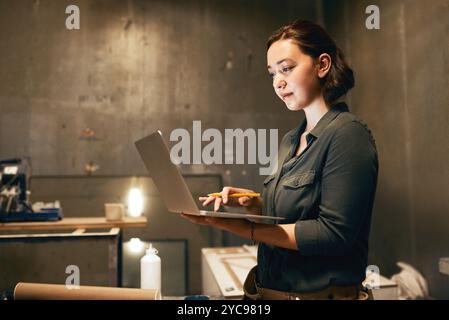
[0,216,147,231]
[0,216,148,287]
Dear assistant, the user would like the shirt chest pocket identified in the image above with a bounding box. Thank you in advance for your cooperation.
[282,170,316,189]
[276,170,318,221]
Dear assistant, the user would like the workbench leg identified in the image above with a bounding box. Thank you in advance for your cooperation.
[108,236,117,287]
[108,230,123,287]
[117,230,123,287]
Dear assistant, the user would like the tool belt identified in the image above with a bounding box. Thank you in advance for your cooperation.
[243,266,369,300]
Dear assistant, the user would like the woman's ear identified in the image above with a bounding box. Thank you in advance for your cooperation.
[317,53,332,79]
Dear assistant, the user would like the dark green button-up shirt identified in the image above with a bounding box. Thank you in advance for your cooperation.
[258,102,378,293]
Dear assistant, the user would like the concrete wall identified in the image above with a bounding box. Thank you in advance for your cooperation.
[0,0,316,190]
[324,0,449,299]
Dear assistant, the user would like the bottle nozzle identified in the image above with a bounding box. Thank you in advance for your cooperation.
[146,242,158,255]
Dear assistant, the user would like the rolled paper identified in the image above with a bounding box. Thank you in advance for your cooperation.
[14,282,161,300]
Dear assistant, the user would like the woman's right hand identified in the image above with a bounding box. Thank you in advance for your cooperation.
[199,186,262,214]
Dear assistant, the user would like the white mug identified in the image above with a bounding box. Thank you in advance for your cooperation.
[104,203,124,221]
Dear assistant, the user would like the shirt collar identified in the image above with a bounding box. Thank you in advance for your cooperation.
[290,102,349,142]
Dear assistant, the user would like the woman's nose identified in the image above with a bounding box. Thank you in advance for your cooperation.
[274,77,287,90]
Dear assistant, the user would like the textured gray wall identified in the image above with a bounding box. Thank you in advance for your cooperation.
[324,0,449,299]
[0,0,316,190]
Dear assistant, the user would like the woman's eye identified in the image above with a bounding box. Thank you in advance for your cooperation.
[268,73,275,78]
[281,66,293,73]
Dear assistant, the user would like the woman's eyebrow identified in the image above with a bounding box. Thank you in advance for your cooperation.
[267,58,293,69]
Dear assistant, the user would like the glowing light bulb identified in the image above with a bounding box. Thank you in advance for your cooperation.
[128,188,144,217]
[128,237,145,254]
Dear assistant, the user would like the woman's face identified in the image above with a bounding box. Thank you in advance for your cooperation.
[267,39,322,111]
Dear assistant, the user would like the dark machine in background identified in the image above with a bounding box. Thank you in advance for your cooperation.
[0,158,62,222]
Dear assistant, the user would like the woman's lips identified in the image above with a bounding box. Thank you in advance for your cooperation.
[281,93,293,100]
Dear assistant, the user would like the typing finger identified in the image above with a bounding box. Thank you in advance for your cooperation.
[201,196,216,206]
[214,197,223,212]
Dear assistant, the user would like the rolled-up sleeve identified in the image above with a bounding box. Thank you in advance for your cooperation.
[295,121,378,256]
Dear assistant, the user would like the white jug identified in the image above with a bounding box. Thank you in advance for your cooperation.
[140,243,161,292]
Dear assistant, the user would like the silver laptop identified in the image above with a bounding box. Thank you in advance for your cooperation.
[135,131,284,222]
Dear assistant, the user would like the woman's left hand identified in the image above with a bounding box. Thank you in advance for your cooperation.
[180,213,246,234]
[180,213,224,228]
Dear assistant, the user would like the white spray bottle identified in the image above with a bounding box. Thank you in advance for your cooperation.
[140,243,161,292]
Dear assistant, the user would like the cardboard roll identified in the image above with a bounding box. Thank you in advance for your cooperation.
[14,282,161,300]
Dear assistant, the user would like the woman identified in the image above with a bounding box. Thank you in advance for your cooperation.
[181,19,378,300]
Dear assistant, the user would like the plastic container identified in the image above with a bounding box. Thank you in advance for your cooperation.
[140,243,161,292]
